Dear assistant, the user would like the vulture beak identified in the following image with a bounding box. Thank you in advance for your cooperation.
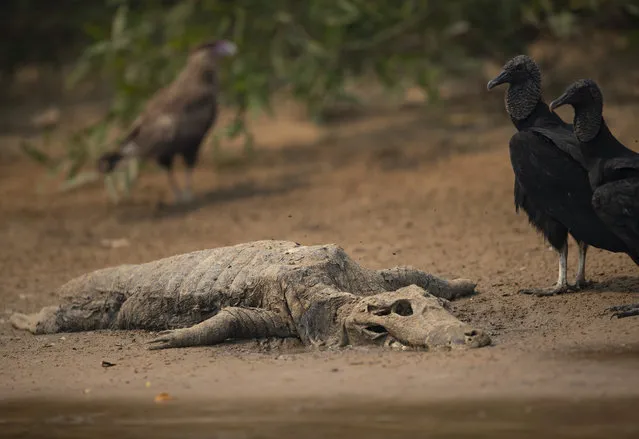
[487,70,509,91]
[549,92,570,112]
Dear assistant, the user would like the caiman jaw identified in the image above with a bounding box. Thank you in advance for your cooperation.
[362,325,389,341]
[384,337,421,351]
[361,325,420,351]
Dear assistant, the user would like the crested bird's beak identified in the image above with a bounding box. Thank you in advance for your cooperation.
[487,70,509,90]
[216,40,237,57]
[549,93,569,112]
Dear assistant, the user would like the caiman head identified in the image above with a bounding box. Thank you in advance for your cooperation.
[342,285,491,351]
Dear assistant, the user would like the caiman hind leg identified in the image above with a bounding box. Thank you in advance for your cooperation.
[147,307,295,350]
[10,291,127,334]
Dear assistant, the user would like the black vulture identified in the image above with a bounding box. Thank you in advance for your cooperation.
[487,55,631,295]
[97,39,237,204]
[550,79,639,317]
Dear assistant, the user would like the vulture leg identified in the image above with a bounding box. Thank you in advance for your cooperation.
[574,241,591,289]
[520,242,571,296]
[607,303,639,319]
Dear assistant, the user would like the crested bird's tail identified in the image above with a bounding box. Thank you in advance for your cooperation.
[97,151,124,173]
[97,123,141,174]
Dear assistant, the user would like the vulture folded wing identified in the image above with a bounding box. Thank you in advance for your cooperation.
[592,179,639,255]
[509,130,624,251]
[527,126,586,168]
[601,157,639,184]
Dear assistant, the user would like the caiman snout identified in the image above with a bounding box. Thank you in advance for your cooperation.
[425,324,490,350]
[344,285,491,350]
[464,328,491,348]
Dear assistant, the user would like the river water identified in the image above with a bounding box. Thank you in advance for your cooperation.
[1,396,637,439]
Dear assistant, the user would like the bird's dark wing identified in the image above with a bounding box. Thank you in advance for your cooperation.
[117,83,217,159]
[509,130,628,252]
[174,92,218,142]
[113,84,182,159]
[513,178,568,251]
[527,126,586,168]
[592,178,639,259]
[601,156,639,184]
[121,112,179,158]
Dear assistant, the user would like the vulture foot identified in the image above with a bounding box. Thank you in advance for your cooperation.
[574,279,595,290]
[519,283,574,297]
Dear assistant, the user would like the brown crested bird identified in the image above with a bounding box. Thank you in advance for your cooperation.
[97,39,237,204]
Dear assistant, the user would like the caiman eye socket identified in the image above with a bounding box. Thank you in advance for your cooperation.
[372,308,390,316]
[370,300,413,317]
[391,300,413,316]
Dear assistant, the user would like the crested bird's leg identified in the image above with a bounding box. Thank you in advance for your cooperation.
[166,170,184,203]
[147,307,294,350]
[177,149,198,204]
[180,167,194,203]
[520,242,571,296]
[574,241,592,289]
[606,303,639,319]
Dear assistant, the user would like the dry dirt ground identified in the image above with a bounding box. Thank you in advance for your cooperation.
[1,76,639,437]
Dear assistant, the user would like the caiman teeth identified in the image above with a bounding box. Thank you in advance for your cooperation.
[383,338,420,351]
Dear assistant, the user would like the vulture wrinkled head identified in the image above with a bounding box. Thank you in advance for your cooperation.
[487,54,541,90]
[550,79,603,112]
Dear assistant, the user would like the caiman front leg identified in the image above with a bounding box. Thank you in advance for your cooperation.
[377,267,476,300]
[147,307,295,350]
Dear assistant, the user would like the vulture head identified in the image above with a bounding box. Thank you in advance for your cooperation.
[487,55,541,90]
[487,55,543,121]
[549,79,603,112]
[550,79,604,142]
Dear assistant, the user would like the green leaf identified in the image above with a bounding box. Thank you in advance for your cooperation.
[59,171,101,192]
[233,7,246,44]
[20,141,52,166]
[225,117,245,139]
[83,23,107,40]
[111,4,129,43]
